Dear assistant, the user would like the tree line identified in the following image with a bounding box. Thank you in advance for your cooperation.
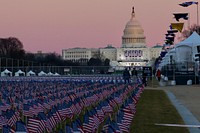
[0,37,110,68]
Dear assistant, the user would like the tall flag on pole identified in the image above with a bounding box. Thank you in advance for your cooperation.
[173,13,189,21]
[167,29,178,34]
[165,36,174,42]
[179,1,198,7]
[171,23,184,32]
[165,33,175,37]
[165,28,178,45]
[179,1,199,26]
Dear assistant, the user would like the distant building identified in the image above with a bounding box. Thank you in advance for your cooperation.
[34,51,49,58]
[150,45,163,59]
[62,6,162,67]
[100,45,117,61]
[62,48,99,63]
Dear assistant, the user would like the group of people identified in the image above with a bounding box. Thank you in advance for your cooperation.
[123,67,162,86]
[123,67,138,84]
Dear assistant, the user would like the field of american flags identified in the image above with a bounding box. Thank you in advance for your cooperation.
[0,76,144,133]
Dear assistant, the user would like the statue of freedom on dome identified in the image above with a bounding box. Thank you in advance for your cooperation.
[132,6,134,13]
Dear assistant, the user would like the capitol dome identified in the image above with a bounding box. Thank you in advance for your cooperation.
[122,7,146,48]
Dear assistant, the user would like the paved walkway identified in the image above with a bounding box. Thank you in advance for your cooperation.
[146,85,200,133]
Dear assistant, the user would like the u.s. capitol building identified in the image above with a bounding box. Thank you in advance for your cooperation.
[62,7,162,67]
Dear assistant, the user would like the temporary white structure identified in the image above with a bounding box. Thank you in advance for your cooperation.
[176,31,200,46]
[159,48,176,69]
[1,69,12,77]
[54,72,60,76]
[15,70,25,76]
[175,31,200,62]
[26,70,36,76]
[38,71,47,76]
[47,72,54,76]
[176,45,192,62]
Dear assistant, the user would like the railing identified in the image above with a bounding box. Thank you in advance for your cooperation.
[0,64,200,85]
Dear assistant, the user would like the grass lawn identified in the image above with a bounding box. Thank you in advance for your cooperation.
[130,89,189,133]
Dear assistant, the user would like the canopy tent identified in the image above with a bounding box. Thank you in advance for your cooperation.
[159,48,176,69]
[47,72,54,76]
[54,72,60,76]
[38,71,47,76]
[175,31,200,62]
[176,31,200,47]
[15,70,25,76]
[26,70,36,76]
[176,46,192,62]
[1,69,12,77]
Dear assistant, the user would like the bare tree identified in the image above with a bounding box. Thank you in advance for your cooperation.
[0,37,25,58]
[181,24,200,40]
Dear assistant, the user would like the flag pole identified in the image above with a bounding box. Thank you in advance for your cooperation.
[188,13,190,29]
[197,2,199,34]
[197,3,199,26]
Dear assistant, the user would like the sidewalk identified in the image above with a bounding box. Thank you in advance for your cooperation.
[146,85,200,133]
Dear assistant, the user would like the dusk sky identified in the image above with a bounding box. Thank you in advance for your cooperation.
[0,0,198,54]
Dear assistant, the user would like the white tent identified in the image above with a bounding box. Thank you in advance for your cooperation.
[175,31,200,62]
[47,72,54,76]
[176,31,200,46]
[54,72,60,76]
[26,70,36,76]
[38,71,47,76]
[176,45,192,62]
[1,69,12,77]
[15,70,25,76]
[159,48,176,68]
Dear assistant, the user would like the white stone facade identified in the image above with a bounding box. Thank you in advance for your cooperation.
[62,48,99,62]
[115,47,150,67]
[62,6,162,67]
[109,6,162,67]
[99,45,117,61]
[62,45,161,67]
[150,45,163,60]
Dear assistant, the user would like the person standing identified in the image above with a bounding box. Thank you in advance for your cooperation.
[131,68,138,82]
[123,68,131,84]
[142,73,147,87]
[156,69,161,82]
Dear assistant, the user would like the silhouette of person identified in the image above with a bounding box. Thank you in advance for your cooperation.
[123,68,131,84]
[131,68,138,82]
